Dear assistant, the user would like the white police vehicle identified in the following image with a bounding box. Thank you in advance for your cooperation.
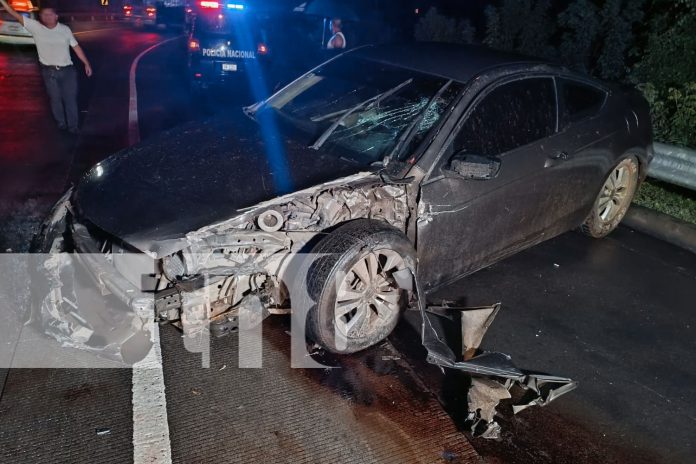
[0,0,36,45]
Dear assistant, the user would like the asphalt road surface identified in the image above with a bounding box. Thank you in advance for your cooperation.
[0,24,694,464]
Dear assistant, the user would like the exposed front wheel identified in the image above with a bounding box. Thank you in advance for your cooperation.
[581,157,639,238]
[305,220,415,354]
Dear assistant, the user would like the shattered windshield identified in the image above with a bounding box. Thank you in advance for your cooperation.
[261,56,455,163]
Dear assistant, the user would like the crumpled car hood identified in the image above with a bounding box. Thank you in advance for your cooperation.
[73,112,367,256]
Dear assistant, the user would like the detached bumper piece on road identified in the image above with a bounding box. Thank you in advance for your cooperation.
[419,301,578,439]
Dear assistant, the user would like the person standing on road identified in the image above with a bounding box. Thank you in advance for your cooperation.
[0,0,92,134]
[326,18,346,50]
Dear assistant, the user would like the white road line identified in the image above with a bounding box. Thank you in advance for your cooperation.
[128,37,180,146]
[132,325,172,464]
[129,37,180,464]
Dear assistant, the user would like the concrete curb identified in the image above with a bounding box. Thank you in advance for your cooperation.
[622,205,696,254]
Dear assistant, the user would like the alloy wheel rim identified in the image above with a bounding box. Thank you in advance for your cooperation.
[597,165,632,222]
[334,249,406,340]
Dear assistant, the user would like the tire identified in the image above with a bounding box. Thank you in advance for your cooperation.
[304,220,416,354]
[581,157,639,238]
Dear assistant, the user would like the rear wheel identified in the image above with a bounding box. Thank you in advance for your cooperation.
[305,220,415,354]
[581,157,639,238]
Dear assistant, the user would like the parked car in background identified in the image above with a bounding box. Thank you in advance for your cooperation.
[33,43,653,361]
[123,0,185,29]
[0,0,36,45]
[123,0,158,27]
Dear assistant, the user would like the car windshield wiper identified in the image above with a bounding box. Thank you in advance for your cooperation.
[243,104,257,121]
[310,78,413,150]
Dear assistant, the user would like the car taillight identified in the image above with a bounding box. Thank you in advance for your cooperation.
[123,5,132,15]
[146,6,156,14]
[189,39,200,51]
[257,43,268,55]
[199,1,220,8]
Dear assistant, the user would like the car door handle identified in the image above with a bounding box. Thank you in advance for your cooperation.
[544,151,572,168]
[549,151,570,161]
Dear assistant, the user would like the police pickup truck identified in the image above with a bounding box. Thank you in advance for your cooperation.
[187,1,271,93]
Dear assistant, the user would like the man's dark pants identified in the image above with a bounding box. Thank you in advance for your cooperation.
[40,65,78,131]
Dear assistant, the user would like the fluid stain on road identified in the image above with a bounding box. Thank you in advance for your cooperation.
[160,316,480,463]
[288,321,481,463]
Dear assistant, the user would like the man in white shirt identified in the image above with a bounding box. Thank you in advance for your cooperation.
[0,0,92,133]
[326,18,346,50]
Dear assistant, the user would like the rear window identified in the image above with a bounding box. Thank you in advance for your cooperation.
[559,78,606,127]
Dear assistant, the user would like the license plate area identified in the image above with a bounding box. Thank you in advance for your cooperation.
[221,62,238,72]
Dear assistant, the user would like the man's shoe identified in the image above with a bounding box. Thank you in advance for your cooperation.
[57,125,67,131]
[67,127,79,135]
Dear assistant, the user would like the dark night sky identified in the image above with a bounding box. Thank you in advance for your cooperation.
[419,0,492,28]
[52,0,491,16]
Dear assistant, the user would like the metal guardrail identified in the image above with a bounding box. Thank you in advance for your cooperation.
[649,142,696,191]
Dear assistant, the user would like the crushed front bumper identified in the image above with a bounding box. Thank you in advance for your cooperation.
[30,191,155,364]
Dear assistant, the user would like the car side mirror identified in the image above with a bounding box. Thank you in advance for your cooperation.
[446,153,501,180]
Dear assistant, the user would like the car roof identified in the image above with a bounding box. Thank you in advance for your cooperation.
[350,42,553,84]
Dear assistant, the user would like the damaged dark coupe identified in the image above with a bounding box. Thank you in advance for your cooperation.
[32,43,653,362]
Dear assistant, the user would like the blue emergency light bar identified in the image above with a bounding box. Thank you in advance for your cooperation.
[199,1,245,10]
